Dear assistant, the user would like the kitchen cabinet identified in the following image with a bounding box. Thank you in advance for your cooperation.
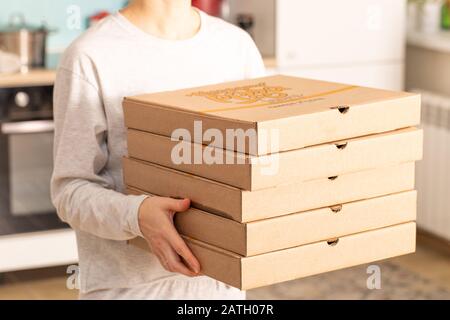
[0,69,78,273]
[275,0,405,68]
[406,31,450,96]
[0,230,77,273]
[231,0,407,90]
[278,63,404,91]
[406,31,450,242]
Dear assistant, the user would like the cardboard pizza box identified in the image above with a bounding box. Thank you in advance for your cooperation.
[127,187,416,257]
[127,127,422,190]
[123,75,420,156]
[129,222,416,290]
[123,158,416,223]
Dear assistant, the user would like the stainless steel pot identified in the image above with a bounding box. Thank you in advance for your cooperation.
[0,14,52,73]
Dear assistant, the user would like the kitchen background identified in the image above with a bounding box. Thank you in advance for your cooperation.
[0,0,449,300]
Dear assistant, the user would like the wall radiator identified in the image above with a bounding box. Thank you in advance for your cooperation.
[415,90,450,241]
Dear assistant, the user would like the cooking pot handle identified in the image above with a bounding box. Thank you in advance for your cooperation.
[8,13,26,27]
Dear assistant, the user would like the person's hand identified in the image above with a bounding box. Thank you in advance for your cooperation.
[138,196,200,277]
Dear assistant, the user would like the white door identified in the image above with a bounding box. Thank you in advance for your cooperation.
[277,63,405,91]
[276,0,406,68]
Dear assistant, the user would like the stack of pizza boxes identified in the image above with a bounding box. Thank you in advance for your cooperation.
[123,75,422,290]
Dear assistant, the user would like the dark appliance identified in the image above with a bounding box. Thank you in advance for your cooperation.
[0,86,67,235]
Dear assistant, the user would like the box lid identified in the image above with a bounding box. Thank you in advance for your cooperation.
[125,75,415,122]
[123,158,416,222]
[127,187,416,257]
[127,127,423,190]
[128,222,417,290]
[124,75,421,155]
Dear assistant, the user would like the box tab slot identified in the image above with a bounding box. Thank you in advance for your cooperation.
[327,238,340,246]
[330,204,343,213]
[335,142,348,150]
[331,105,350,114]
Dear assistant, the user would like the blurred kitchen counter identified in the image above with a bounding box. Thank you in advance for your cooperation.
[407,31,450,54]
[0,69,56,89]
[0,59,277,89]
[406,31,450,96]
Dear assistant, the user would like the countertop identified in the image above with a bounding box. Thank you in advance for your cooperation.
[0,69,57,89]
[0,58,277,89]
[407,30,450,54]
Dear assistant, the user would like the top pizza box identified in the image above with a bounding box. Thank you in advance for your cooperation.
[123,75,420,156]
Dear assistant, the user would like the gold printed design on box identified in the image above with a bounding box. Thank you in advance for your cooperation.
[188,82,293,105]
[188,83,359,114]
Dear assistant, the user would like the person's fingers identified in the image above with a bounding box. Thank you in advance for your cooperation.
[164,224,200,274]
[160,240,197,277]
[162,198,191,213]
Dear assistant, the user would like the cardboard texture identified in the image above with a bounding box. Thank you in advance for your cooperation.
[127,127,423,190]
[123,158,416,222]
[123,75,421,155]
[130,222,417,290]
[127,188,417,256]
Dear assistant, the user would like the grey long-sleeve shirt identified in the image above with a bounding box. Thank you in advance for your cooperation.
[51,11,265,295]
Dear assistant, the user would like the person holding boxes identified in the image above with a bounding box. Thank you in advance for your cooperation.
[51,0,265,300]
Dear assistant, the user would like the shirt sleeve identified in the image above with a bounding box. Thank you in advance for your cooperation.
[51,66,148,241]
[243,33,267,79]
